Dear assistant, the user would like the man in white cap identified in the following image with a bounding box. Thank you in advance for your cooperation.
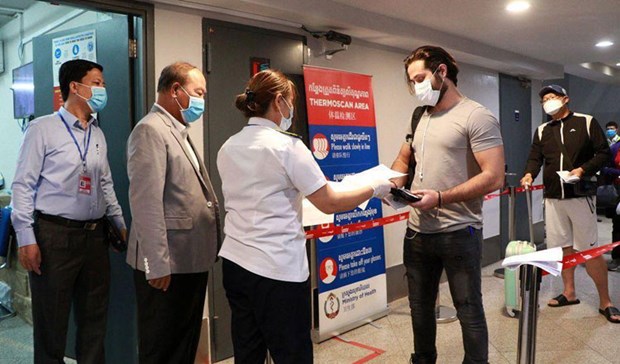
[521,84,619,324]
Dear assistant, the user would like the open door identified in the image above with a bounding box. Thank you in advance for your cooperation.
[32,15,138,363]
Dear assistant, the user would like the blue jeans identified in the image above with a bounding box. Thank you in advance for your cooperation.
[404,226,488,364]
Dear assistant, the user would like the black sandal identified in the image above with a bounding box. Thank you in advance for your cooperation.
[548,294,580,307]
[598,306,620,324]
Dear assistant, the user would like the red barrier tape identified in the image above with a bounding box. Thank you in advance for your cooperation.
[541,241,620,276]
[332,336,386,364]
[305,212,409,239]
[305,184,545,239]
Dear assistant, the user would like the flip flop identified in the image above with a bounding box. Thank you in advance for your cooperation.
[548,294,580,307]
[599,306,620,324]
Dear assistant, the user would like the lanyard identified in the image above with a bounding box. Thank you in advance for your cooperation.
[59,113,92,172]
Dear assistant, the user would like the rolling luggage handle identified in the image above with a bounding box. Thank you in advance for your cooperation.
[516,185,542,364]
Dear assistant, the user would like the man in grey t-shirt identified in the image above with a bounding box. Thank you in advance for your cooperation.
[390,45,504,364]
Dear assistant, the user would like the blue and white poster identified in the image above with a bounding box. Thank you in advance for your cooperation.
[304,66,387,338]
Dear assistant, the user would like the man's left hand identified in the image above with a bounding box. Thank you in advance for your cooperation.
[568,167,585,178]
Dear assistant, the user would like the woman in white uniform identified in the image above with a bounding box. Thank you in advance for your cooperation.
[217,70,392,364]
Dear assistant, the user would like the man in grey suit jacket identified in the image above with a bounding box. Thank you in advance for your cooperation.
[127,61,220,363]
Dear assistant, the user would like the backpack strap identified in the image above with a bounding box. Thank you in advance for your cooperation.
[405,106,427,189]
[406,106,427,143]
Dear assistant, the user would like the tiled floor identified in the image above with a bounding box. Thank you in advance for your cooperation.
[1,221,619,363]
[217,219,620,364]
[216,261,620,364]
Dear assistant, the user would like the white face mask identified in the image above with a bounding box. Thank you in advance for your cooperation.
[543,98,564,116]
[414,68,444,107]
[279,97,294,131]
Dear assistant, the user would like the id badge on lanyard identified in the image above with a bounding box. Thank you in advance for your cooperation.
[78,173,92,195]
[59,114,93,195]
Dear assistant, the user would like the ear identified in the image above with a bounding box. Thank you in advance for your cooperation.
[273,94,283,110]
[69,81,79,95]
[170,83,180,99]
[438,64,448,79]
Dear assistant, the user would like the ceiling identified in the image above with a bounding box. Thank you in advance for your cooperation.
[4,0,620,83]
[153,0,620,83]
[0,0,36,28]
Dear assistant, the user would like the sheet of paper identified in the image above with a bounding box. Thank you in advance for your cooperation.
[302,198,334,227]
[302,165,407,226]
[342,164,406,186]
[556,170,579,184]
[502,247,564,276]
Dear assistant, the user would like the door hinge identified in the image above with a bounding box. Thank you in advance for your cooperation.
[129,39,138,59]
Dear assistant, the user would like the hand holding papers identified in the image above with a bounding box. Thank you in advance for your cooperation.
[502,246,564,276]
[557,170,580,184]
[302,164,405,227]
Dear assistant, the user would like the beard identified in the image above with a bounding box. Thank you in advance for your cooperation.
[437,80,449,105]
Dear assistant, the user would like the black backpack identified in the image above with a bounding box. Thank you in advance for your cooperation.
[405,106,427,189]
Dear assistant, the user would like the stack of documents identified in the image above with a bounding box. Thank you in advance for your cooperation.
[302,164,406,227]
[502,247,564,276]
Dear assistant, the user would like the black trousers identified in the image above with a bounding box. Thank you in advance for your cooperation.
[30,218,110,364]
[133,270,208,364]
[222,259,312,364]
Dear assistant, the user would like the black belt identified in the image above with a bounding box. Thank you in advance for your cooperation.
[36,211,104,231]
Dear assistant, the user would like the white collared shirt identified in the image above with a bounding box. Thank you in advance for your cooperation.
[154,103,199,169]
[216,117,326,282]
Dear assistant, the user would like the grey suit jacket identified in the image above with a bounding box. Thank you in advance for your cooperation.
[126,105,221,279]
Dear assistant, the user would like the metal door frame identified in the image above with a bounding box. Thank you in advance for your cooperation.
[46,0,155,119]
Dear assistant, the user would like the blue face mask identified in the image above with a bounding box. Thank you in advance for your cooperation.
[77,83,108,113]
[607,129,617,139]
[175,86,205,123]
[279,97,294,131]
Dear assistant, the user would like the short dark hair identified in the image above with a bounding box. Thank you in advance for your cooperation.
[403,45,459,92]
[59,59,103,101]
[157,62,198,93]
[606,121,618,129]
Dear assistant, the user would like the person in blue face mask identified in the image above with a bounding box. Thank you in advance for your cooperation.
[126,61,221,364]
[11,59,127,363]
[605,121,620,146]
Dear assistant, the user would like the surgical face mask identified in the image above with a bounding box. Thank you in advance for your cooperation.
[76,83,108,113]
[279,97,294,131]
[607,129,617,139]
[543,98,564,116]
[414,68,444,107]
[175,85,205,123]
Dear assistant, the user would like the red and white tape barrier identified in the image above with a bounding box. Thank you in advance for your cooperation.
[305,184,545,239]
[541,241,620,276]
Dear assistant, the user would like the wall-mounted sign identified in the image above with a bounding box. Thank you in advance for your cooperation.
[51,30,97,111]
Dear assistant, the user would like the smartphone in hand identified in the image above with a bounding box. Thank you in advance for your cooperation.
[390,188,421,203]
